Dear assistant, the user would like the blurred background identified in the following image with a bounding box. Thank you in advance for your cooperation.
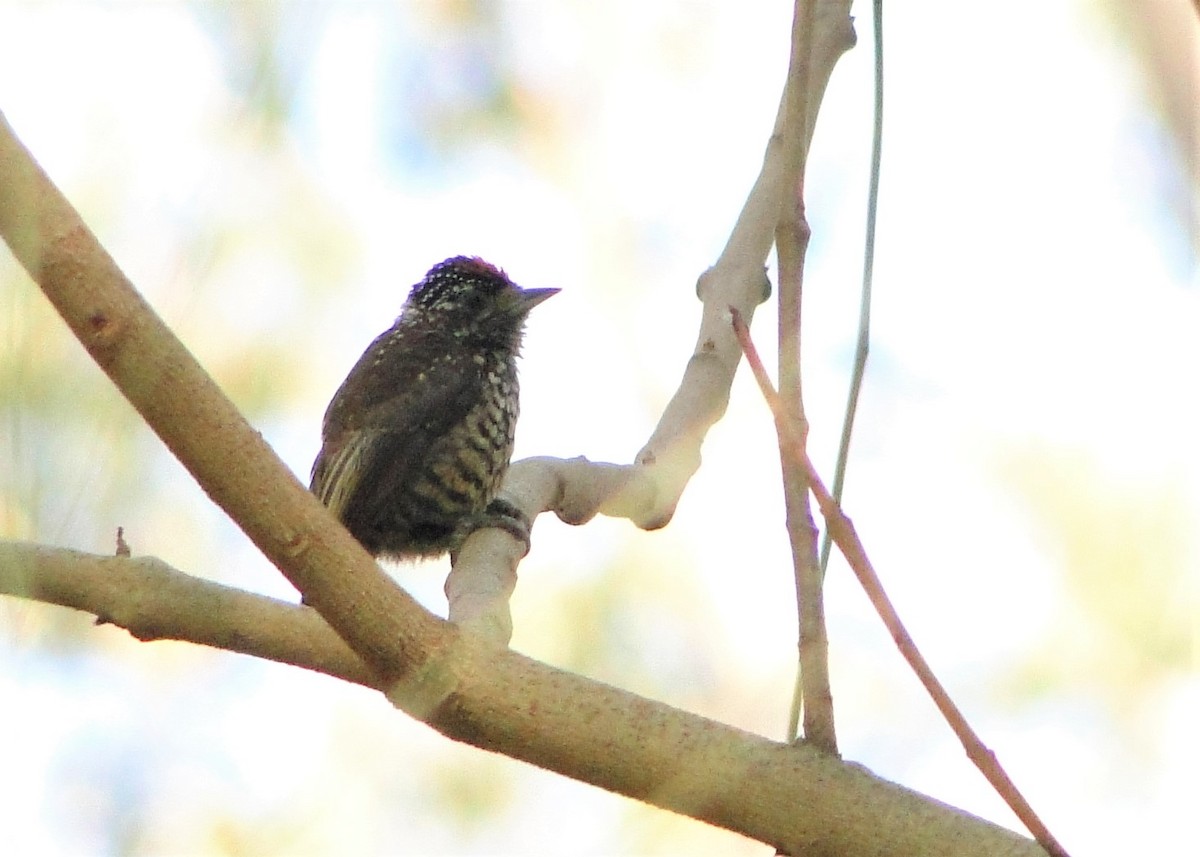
[1,1,1195,854]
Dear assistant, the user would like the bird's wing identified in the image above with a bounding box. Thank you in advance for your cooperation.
[310,427,374,519]
[310,328,482,518]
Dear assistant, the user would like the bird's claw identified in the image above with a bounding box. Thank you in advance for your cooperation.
[469,498,532,556]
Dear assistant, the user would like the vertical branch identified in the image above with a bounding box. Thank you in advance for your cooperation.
[776,0,828,754]
[774,0,854,753]
[732,307,1072,857]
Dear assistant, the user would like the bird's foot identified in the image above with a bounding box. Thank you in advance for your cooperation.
[464,498,531,557]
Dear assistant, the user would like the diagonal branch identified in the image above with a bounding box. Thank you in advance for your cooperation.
[462,3,858,667]
[0,109,435,693]
[0,539,1049,856]
[0,9,1050,850]
[730,308,1070,857]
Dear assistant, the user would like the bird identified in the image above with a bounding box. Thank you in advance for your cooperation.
[310,255,557,563]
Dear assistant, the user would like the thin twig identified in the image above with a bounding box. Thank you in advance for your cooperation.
[818,0,884,577]
[730,307,1071,857]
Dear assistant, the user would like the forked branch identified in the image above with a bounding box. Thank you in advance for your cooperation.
[730,307,1070,857]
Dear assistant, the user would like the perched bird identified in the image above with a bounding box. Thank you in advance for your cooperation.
[310,255,557,561]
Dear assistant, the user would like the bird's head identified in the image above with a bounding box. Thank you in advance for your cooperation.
[405,256,558,346]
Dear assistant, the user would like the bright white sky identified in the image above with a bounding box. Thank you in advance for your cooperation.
[1,2,1196,855]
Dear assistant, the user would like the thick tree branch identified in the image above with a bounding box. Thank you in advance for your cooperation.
[0,110,435,693]
[0,97,1050,852]
[0,540,378,688]
[0,5,1045,849]
[0,540,1046,856]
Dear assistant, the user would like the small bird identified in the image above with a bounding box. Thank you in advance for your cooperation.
[310,255,557,562]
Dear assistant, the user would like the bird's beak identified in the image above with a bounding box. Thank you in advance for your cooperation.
[518,287,560,310]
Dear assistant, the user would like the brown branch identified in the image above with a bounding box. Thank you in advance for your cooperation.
[0,540,1049,856]
[0,540,378,688]
[730,308,1070,857]
[0,110,436,693]
[0,12,1055,848]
